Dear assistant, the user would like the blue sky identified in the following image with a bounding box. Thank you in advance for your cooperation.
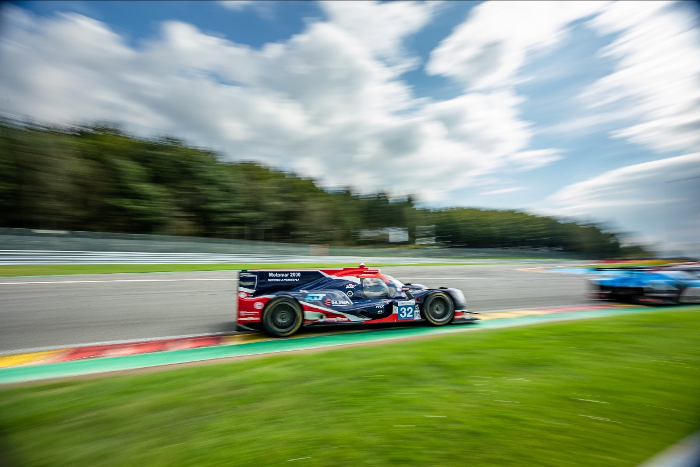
[1,1,699,254]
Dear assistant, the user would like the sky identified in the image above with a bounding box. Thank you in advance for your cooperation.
[1,1,699,255]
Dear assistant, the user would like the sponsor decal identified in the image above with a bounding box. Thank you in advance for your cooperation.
[239,310,260,317]
[324,298,351,306]
[305,294,325,301]
[253,302,264,310]
[320,317,350,322]
[267,272,302,282]
[344,283,357,289]
[346,290,354,298]
[238,291,248,298]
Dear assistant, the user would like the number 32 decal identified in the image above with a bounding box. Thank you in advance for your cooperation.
[397,305,415,320]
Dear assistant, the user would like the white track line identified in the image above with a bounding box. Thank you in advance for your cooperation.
[0,278,237,285]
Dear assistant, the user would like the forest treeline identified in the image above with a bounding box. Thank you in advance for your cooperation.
[0,119,627,256]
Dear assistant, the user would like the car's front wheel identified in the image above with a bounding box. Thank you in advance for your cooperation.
[422,292,454,326]
[263,297,303,337]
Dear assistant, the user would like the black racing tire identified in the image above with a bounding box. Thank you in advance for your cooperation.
[262,297,303,337]
[673,288,685,305]
[422,292,454,326]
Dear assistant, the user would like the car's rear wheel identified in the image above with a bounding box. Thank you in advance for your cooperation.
[422,292,454,326]
[263,297,303,337]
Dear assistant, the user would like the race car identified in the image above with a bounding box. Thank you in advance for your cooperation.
[587,262,700,305]
[236,264,478,337]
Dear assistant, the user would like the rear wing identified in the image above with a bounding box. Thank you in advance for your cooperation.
[238,270,328,296]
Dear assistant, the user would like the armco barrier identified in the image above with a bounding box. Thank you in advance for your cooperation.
[0,228,579,259]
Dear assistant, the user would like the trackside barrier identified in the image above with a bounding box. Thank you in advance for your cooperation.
[0,228,580,259]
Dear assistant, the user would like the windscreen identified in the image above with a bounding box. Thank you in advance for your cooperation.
[363,275,403,299]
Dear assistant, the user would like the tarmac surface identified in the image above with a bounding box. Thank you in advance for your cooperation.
[0,263,587,353]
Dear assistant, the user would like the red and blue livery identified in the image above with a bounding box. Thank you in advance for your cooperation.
[237,264,478,337]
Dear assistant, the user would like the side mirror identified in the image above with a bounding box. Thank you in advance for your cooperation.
[401,286,413,300]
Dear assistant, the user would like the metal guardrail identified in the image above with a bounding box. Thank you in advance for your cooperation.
[0,250,487,265]
[0,228,580,259]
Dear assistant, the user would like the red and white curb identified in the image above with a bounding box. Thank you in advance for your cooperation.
[0,303,643,370]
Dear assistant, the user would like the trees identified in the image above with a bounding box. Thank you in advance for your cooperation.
[431,208,622,256]
[0,119,624,256]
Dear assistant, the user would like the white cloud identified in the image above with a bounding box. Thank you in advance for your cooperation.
[218,1,255,11]
[427,1,608,90]
[508,149,563,171]
[580,1,700,154]
[320,1,439,73]
[479,187,525,196]
[547,152,700,212]
[0,5,561,203]
[218,1,274,20]
[539,108,633,137]
[544,152,700,254]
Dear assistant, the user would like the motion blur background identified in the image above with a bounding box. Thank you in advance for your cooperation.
[0,1,699,258]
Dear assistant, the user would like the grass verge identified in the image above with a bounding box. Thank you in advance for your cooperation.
[2,309,699,466]
[0,262,500,277]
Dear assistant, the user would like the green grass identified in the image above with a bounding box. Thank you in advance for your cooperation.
[2,309,699,466]
[0,262,499,277]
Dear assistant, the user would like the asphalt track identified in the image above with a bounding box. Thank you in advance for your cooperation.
[0,263,586,353]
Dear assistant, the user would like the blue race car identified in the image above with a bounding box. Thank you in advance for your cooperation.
[588,263,700,305]
[237,264,479,337]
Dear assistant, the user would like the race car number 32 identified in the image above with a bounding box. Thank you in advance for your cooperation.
[397,301,416,320]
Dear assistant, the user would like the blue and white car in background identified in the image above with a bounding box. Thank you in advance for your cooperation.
[588,263,700,305]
